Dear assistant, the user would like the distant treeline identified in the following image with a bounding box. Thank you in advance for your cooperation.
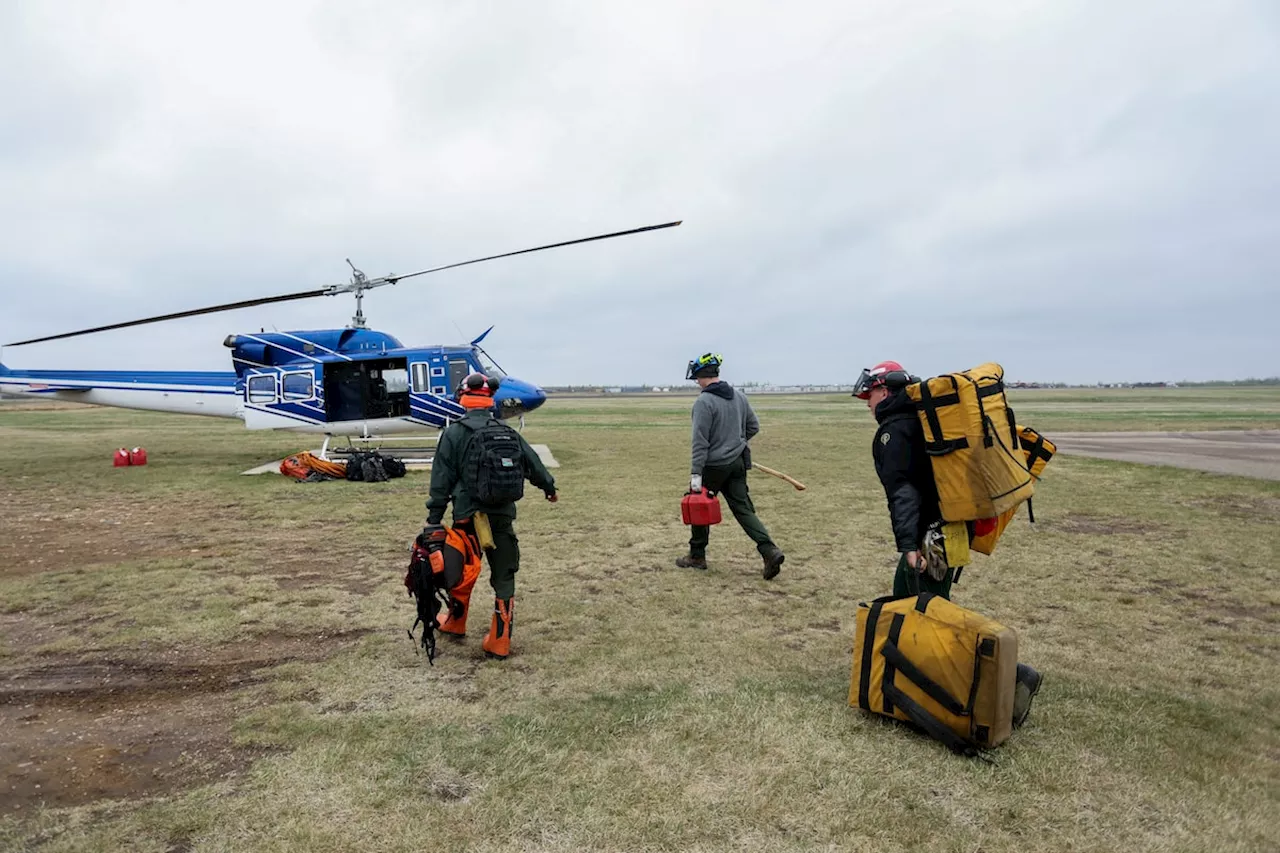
[1173,377,1280,386]
[545,377,1280,393]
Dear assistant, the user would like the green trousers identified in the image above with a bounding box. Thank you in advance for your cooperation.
[689,455,776,559]
[484,515,521,599]
[893,553,955,599]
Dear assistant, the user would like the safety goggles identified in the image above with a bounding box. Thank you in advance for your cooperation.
[851,368,876,399]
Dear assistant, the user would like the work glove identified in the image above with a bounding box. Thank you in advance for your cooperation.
[689,474,703,494]
[545,490,558,503]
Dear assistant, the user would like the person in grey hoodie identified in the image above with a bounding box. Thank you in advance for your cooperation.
[677,353,785,579]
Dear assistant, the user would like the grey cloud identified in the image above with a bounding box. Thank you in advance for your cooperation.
[2,0,1277,387]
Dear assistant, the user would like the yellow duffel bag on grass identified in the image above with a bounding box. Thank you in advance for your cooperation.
[850,592,1017,755]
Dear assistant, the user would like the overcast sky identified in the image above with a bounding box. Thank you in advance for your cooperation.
[1,1,1276,386]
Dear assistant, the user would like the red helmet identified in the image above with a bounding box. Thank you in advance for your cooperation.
[852,360,910,399]
[455,372,500,400]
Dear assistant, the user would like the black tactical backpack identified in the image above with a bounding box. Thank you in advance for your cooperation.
[462,418,526,505]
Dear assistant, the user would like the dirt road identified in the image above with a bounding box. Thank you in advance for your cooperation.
[1052,430,1280,481]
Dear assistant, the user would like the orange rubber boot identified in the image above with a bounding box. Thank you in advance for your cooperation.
[436,594,471,636]
[482,597,514,659]
[436,554,481,636]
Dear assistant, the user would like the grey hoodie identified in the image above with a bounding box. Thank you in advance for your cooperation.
[690,381,759,474]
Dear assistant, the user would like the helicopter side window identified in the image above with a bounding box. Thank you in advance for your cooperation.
[411,363,431,394]
[247,374,276,404]
[282,371,314,401]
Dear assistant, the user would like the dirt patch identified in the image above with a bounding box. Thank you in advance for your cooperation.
[0,629,369,814]
[1186,495,1280,521]
[0,491,248,579]
[1044,513,1158,536]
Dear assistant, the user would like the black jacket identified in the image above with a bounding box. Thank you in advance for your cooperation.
[872,389,941,552]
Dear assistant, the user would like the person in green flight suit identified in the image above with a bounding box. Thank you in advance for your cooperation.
[426,372,557,659]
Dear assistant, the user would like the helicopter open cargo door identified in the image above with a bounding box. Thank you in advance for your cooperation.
[242,367,327,429]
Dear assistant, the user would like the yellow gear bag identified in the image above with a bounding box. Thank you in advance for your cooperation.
[904,363,1034,522]
[970,424,1057,556]
[850,592,1017,754]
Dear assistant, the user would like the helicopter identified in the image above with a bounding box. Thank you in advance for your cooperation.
[0,221,681,449]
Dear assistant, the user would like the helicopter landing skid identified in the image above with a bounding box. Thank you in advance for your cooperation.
[321,432,441,467]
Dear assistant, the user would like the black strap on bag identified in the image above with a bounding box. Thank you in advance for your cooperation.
[882,681,982,759]
[882,640,969,717]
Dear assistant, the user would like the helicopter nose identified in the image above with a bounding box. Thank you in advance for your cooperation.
[493,377,547,418]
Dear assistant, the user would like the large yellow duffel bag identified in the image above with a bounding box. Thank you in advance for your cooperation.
[850,592,1017,754]
[970,424,1057,555]
[905,363,1033,522]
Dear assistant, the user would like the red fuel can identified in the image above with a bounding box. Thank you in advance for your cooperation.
[113,448,132,467]
[128,447,148,466]
[681,489,722,526]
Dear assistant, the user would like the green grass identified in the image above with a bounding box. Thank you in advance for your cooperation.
[1,390,1278,852]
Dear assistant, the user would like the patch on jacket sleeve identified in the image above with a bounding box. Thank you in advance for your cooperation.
[880,432,891,445]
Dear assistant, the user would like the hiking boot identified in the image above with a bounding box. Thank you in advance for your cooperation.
[1012,663,1043,728]
[482,597,514,659]
[675,554,708,570]
[761,545,785,580]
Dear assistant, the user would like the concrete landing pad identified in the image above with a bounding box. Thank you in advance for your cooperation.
[1053,430,1280,481]
[242,444,560,475]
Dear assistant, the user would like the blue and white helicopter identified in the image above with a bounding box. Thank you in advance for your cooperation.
[0,222,680,449]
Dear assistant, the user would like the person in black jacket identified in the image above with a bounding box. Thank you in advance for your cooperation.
[854,359,1043,727]
[854,360,955,598]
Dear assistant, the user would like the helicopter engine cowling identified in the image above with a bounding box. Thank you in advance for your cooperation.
[224,329,405,377]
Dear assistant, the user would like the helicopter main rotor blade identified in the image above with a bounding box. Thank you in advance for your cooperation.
[6,219,683,346]
[6,289,328,346]
[380,220,683,284]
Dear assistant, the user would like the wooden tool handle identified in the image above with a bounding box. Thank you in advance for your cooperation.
[752,463,807,491]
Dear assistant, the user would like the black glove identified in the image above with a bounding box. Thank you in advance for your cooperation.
[742,445,752,470]
[417,522,446,548]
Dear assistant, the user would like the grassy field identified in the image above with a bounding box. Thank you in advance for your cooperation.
[1,388,1278,852]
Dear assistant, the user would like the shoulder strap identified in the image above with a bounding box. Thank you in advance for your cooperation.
[882,680,980,757]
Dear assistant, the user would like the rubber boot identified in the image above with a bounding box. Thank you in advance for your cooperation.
[482,597,514,659]
[436,594,470,637]
[676,554,708,570]
[1012,663,1043,728]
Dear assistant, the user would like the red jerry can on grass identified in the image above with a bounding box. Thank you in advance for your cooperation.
[681,488,722,526]
[113,448,132,467]
[128,447,148,466]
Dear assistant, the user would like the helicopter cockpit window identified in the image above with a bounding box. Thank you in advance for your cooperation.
[247,374,276,404]
[282,371,314,401]
[476,351,506,378]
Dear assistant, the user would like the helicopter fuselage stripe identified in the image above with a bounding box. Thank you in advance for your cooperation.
[243,404,324,425]
[0,377,238,395]
[239,334,339,364]
[272,331,352,360]
[410,394,465,417]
